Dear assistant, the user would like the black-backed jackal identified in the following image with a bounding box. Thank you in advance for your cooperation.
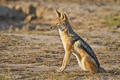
[50,10,106,73]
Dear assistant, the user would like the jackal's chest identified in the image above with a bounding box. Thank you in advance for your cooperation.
[59,30,71,50]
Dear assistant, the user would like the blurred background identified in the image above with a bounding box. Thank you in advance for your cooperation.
[0,0,120,33]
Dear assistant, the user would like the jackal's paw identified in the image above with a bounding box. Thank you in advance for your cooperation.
[56,67,64,72]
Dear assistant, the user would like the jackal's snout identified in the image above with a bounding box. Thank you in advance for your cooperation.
[50,22,57,30]
[50,26,57,30]
[50,26,53,29]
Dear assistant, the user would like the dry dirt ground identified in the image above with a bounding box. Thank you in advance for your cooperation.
[0,29,120,80]
[0,0,120,80]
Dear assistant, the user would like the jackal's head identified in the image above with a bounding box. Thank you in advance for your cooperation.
[50,10,68,31]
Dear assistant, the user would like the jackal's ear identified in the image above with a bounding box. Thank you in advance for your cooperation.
[60,11,68,21]
[55,10,61,18]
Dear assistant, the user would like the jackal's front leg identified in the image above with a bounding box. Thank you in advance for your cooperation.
[57,45,72,72]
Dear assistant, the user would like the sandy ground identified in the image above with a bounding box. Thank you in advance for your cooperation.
[0,28,120,80]
[0,1,120,80]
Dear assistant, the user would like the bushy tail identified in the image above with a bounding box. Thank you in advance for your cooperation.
[98,66,106,73]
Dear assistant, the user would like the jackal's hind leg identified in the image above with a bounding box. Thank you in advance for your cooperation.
[84,56,98,73]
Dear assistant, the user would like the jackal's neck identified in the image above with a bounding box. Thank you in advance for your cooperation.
[59,22,75,38]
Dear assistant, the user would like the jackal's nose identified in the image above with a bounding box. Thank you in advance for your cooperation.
[50,27,53,29]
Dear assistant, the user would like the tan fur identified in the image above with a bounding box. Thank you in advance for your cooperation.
[73,42,98,72]
[51,10,105,73]
[57,27,72,72]
[84,56,98,73]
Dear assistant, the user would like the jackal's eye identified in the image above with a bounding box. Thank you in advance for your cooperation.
[56,23,59,25]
